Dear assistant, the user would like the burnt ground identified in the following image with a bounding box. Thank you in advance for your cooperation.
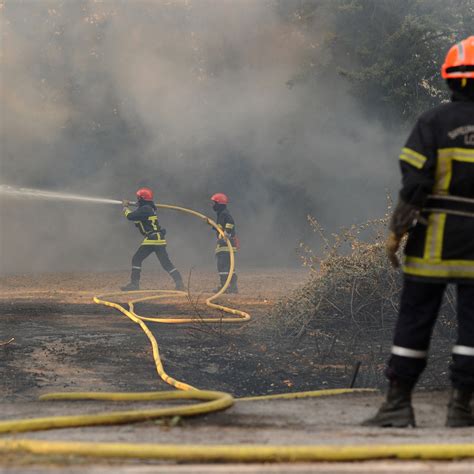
[0,268,320,400]
[0,268,369,401]
[1,305,303,399]
[0,269,473,472]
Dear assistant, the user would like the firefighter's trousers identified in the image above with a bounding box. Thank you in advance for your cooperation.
[130,245,183,287]
[387,278,474,390]
[216,251,238,290]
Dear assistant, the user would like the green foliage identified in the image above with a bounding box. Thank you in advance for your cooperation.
[282,0,474,124]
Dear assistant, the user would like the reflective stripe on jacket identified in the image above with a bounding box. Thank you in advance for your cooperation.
[124,202,167,246]
[399,95,474,281]
[215,208,238,254]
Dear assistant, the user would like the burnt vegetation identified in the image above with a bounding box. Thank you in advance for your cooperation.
[271,210,458,389]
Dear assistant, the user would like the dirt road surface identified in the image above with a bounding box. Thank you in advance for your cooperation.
[1,269,473,473]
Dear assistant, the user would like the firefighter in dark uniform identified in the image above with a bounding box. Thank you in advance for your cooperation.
[211,193,238,293]
[121,187,184,291]
[364,36,474,428]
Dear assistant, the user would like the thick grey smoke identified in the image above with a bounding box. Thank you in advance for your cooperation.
[0,0,401,275]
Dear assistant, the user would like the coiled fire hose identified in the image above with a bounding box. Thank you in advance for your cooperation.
[0,204,472,463]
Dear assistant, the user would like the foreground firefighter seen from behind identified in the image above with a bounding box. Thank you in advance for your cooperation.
[121,187,185,292]
[364,36,474,428]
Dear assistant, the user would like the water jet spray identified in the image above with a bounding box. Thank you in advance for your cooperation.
[0,184,128,206]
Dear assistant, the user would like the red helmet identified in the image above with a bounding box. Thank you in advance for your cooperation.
[211,193,229,205]
[441,36,474,79]
[136,187,153,201]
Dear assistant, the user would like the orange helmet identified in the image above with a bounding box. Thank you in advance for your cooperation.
[441,36,474,79]
[211,193,229,205]
[136,187,153,201]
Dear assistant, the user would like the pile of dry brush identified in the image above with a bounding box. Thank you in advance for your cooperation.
[272,212,458,389]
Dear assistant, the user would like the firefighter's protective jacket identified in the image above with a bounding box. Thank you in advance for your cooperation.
[400,93,474,281]
[215,207,237,253]
[124,201,166,246]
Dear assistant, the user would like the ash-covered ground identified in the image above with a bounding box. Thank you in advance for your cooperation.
[1,269,472,473]
[0,269,310,399]
[0,267,462,398]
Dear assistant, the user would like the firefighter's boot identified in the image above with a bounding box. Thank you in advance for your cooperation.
[362,381,415,427]
[446,389,474,427]
[226,274,238,294]
[121,268,140,291]
[170,269,185,291]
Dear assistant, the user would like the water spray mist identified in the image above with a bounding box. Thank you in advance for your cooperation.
[0,185,123,205]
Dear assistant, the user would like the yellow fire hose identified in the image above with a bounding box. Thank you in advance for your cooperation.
[2,440,474,462]
[0,204,471,463]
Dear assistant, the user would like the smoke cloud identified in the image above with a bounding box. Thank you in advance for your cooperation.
[0,0,401,275]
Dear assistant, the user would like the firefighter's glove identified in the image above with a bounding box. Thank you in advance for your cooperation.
[122,200,131,217]
[386,231,402,268]
[389,198,425,236]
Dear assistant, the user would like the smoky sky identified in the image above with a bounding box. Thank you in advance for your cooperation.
[0,0,404,275]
